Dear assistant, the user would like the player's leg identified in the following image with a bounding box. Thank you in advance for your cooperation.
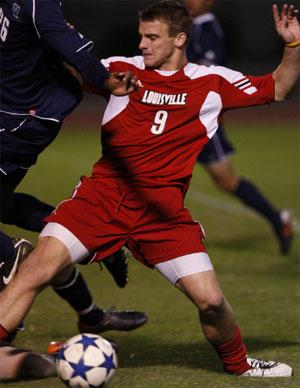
[205,159,293,254]
[198,128,293,254]
[0,342,56,381]
[51,262,142,333]
[155,254,292,377]
[0,169,37,280]
[42,223,147,333]
[0,235,73,338]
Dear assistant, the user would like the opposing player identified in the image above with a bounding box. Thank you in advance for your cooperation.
[184,0,293,254]
[0,340,56,381]
[0,0,146,335]
[0,0,299,378]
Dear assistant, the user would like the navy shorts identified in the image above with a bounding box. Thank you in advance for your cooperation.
[197,124,235,165]
[0,112,61,175]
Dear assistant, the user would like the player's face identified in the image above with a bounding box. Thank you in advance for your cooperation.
[184,0,215,17]
[139,20,186,70]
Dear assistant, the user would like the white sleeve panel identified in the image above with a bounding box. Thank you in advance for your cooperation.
[102,95,130,125]
[199,92,222,139]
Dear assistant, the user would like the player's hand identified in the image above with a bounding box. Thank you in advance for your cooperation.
[104,72,138,96]
[273,4,300,43]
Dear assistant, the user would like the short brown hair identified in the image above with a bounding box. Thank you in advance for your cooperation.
[139,1,192,38]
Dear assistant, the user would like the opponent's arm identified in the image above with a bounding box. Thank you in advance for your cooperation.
[63,62,137,96]
[272,4,300,101]
[34,0,136,96]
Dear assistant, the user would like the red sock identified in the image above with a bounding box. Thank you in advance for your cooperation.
[0,323,9,341]
[214,326,251,375]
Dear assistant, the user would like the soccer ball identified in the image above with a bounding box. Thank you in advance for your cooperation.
[56,333,117,387]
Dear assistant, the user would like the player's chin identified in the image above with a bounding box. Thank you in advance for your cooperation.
[143,56,156,68]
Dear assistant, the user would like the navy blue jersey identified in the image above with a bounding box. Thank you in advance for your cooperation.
[187,13,225,66]
[0,0,109,122]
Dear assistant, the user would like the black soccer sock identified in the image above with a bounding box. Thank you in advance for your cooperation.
[0,231,15,261]
[8,193,55,232]
[52,267,104,325]
[233,178,282,230]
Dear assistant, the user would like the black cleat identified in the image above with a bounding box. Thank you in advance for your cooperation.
[274,210,294,255]
[0,237,33,292]
[78,309,148,333]
[102,249,128,288]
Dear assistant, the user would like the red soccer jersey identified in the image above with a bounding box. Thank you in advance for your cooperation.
[92,56,274,187]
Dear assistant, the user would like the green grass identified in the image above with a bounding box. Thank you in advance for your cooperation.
[1,123,299,387]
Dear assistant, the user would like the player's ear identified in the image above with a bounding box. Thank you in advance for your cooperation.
[175,32,187,48]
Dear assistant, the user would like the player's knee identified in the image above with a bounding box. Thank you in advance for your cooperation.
[196,292,225,315]
[215,176,239,192]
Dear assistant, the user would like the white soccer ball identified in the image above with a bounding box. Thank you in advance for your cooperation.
[56,333,117,387]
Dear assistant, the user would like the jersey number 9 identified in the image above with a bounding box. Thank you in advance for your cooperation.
[150,110,168,135]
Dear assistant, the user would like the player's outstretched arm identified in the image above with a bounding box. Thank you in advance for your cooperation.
[272,4,300,101]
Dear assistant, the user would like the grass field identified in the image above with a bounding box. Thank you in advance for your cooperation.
[1,120,299,387]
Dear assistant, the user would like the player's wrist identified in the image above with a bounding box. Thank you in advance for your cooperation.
[286,40,300,48]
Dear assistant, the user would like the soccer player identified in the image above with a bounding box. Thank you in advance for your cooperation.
[0,0,147,335]
[0,0,299,378]
[184,0,293,254]
[0,340,56,381]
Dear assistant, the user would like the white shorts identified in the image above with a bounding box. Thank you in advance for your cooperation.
[40,222,89,263]
[155,252,214,284]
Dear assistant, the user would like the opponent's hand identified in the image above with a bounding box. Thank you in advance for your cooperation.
[273,4,300,43]
[104,71,138,96]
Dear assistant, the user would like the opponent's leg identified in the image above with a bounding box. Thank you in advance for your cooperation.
[52,264,146,333]
[205,159,293,254]
[0,342,56,381]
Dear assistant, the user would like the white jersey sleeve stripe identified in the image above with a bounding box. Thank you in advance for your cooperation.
[238,82,252,90]
[243,86,258,95]
[75,40,93,53]
[234,78,249,87]
[32,0,41,39]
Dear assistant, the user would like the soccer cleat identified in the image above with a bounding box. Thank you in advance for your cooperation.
[47,341,65,357]
[47,338,119,356]
[241,357,293,377]
[0,237,33,291]
[274,210,294,255]
[101,249,128,288]
[78,309,148,333]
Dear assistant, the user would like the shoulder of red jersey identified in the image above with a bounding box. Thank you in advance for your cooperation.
[184,62,243,82]
[101,56,145,72]
[184,63,272,96]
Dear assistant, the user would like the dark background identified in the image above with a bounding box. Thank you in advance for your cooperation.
[64,0,300,73]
